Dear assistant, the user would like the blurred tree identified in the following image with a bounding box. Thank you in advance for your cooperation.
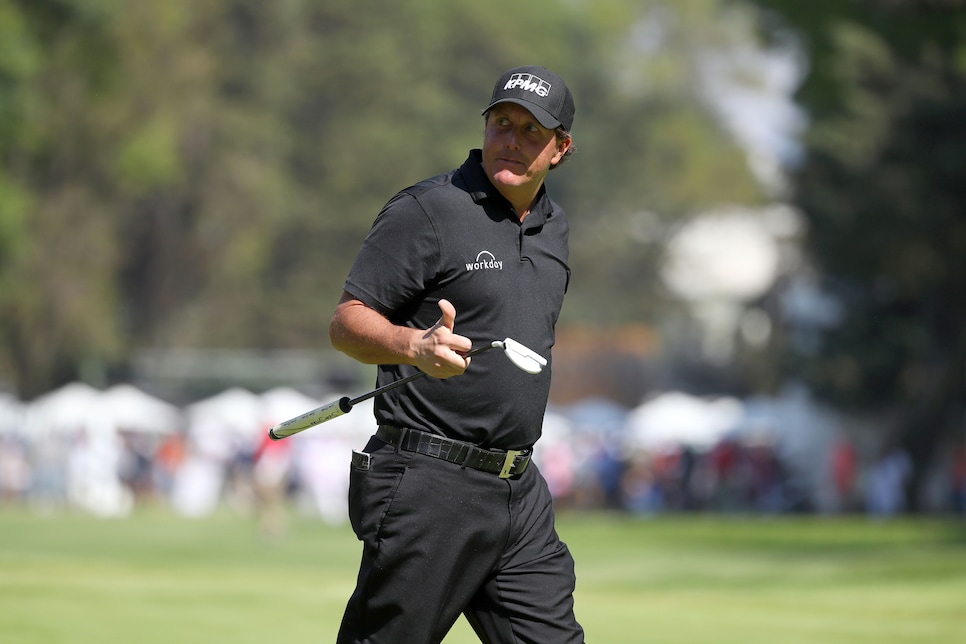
[751,0,966,509]
[0,0,125,394]
[0,0,766,397]
[561,0,768,325]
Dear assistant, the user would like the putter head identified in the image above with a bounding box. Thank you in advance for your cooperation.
[494,338,548,374]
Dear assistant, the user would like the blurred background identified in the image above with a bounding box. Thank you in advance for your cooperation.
[0,0,964,522]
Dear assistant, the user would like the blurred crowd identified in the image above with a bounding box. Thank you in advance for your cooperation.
[1,383,964,523]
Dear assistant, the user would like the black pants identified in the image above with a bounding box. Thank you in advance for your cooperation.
[337,435,585,644]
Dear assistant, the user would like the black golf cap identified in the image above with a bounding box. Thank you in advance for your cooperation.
[482,65,575,132]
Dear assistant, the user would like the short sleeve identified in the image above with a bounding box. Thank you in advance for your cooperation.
[343,192,441,317]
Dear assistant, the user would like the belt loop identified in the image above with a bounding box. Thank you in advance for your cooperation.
[395,427,408,454]
[459,445,474,469]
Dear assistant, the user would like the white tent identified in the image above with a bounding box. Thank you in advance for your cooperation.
[259,386,323,427]
[564,397,629,435]
[0,392,23,435]
[22,382,133,517]
[24,382,182,438]
[102,384,183,435]
[625,392,744,451]
[186,387,263,441]
[23,382,105,437]
[173,388,262,518]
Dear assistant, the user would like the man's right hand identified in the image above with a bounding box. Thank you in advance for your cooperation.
[413,299,473,378]
[329,293,472,379]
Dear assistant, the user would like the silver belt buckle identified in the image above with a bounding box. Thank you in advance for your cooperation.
[499,449,523,479]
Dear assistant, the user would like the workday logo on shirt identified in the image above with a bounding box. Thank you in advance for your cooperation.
[466,250,504,272]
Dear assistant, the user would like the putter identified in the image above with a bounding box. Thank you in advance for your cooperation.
[268,337,547,440]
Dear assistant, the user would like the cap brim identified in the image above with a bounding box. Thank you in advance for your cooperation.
[482,98,561,130]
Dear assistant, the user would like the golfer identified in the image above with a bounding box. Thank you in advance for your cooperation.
[330,65,584,643]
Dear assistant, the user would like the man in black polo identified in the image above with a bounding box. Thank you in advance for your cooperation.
[330,65,584,644]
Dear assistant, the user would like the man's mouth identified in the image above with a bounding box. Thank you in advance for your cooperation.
[497,157,526,169]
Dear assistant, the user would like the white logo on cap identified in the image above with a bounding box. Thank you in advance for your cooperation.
[504,73,551,98]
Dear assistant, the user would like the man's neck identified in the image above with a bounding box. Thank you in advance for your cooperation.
[500,184,542,222]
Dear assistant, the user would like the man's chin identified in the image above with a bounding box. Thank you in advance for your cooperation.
[489,169,528,188]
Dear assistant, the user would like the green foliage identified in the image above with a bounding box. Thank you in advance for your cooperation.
[0,175,28,262]
[0,1,36,300]
[562,0,767,323]
[114,115,184,191]
[748,1,966,504]
[0,0,39,148]
[0,0,767,396]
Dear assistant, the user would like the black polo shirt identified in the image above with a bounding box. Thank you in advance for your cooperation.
[343,149,570,449]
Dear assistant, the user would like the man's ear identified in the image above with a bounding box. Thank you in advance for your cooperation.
[552,138,572,165]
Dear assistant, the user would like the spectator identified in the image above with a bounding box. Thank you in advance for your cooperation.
[830,437,858,513]
[866,446,911,516]
[0,436,31,504]
[951,440,966,514]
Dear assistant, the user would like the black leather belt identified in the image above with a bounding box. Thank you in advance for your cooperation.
[376,425,531,479]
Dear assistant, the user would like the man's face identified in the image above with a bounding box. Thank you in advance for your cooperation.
[482,103,569,195]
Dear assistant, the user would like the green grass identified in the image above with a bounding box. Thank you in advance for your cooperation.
[1,508,964,643]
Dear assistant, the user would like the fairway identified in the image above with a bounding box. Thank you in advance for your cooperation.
[1,509,964,643]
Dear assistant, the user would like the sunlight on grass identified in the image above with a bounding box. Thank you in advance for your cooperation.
[1,509,964,643]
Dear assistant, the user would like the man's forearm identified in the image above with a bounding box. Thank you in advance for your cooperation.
[329,294,418,366]
[329,293,473,379]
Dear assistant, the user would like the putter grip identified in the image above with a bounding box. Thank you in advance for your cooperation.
[268,396,352,440]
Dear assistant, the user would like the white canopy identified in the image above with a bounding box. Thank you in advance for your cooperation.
[23,382,105,436]
[259,386,324,427]
[625,391,744,450]
[102,384,182,435]
[24,382,183,437]
[0,392,24,435]
[186,387,263,440]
